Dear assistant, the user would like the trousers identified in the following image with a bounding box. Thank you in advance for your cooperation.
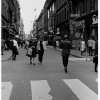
[38,50,44,62]
[62,56,69,68]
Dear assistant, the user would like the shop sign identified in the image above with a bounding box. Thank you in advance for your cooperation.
[70,14,80,18]
[70,20,85,30]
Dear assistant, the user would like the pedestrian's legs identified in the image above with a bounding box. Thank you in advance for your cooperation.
[1,47,4,55]
[13,54,16,60]
[90,47,92,56]
[95,63,98,72]
[30,57,32,64]
[62,56,69,73]
[81,51,83,55]
[12,51,14,60]
[88,47,91,56]
[32,57,35,65]
[92,49,95,56]
[40,51,44,63]
[38,50,41,63]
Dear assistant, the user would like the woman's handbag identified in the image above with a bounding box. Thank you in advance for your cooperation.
[26,48,32,57]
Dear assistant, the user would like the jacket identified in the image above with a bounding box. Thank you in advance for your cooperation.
[37,41,47,51]
[59,40,72,56]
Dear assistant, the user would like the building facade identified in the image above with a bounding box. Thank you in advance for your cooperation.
[70,0,98,49]
[36,9,44,38]
[55,0,71,39]
[36,0,98,47]
[43,0,48,33]
[1,0,21,39]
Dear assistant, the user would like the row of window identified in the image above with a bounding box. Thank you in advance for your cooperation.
[56,5,70,25]
[56,0,67,11]
[2,3,8,20]
[72,0,98,15]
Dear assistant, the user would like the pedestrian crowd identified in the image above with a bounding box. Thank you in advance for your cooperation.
[25,37,47,65]
[1,35,98,73]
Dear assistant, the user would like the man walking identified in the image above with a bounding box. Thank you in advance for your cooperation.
[88,37,93,56]
[59,35,72,73]
[12,37,19,60]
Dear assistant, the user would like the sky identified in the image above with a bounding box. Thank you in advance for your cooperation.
[18,0,46,34]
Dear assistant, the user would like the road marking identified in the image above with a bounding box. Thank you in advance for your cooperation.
[31,80,53,100]
[63,79,98,100]
[2,82,13,100]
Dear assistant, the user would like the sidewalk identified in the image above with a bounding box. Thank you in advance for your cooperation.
[47,46,93,61]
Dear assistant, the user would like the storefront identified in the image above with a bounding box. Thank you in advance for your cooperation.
[76,11,98,42]
[91,14,98,40]
[70,20,85,50]
[71,11,98,50]
[2,18,9,39]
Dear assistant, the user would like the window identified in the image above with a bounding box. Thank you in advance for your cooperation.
[5,7,6,17]
[2,4,4,15]
[48,10,49,19]
[52,3,54,12]
[91,0,95,11]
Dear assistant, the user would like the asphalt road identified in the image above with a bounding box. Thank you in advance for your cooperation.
[2,48,98,100]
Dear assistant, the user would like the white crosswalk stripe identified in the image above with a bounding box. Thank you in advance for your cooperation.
[2,82,13,100]
[63,79,98,100]
[2,79,97,100]
[30,80,53,100]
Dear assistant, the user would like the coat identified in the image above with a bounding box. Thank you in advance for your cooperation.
[59,40,72,56]
[37,41,47,51]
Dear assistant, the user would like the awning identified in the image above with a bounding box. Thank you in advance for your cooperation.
[76,10,98,21]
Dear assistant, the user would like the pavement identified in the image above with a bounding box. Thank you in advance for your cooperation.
[2,47,98,100]
[1,46,94,62]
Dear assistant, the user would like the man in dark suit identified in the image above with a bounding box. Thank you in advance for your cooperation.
[59,35,72,73]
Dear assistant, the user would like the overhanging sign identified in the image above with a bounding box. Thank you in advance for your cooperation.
[70,20,85,30]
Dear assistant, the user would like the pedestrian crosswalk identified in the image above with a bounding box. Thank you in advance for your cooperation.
[63,79,98,100]
[31,80,53,100]
[2,79,98,100]
[2,82,13,100]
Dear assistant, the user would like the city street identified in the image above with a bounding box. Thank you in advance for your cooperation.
[2,47,98,100]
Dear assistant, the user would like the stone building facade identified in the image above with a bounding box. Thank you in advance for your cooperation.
[1,0,20,39]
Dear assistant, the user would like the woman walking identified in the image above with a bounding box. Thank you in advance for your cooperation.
[80,39,85,55]
[27,40,37,65]
[12,37,19,60]
[37,38,46,64]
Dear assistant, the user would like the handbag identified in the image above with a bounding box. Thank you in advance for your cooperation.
[26,48,32,57]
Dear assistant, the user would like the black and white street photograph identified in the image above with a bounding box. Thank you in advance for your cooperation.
[1,0,98,100]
